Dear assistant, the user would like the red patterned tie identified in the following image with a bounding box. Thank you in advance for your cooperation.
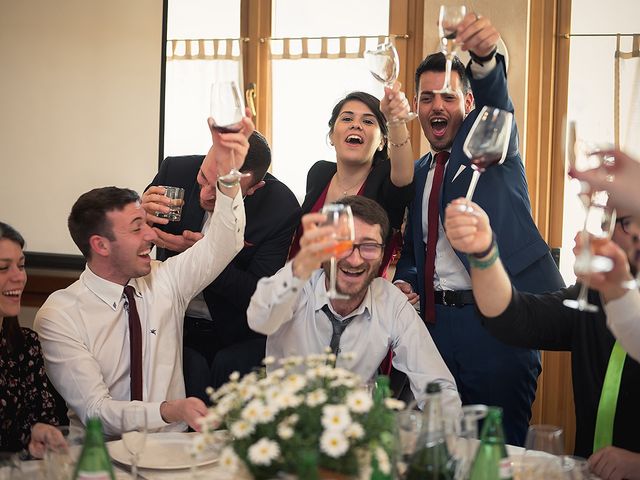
[124,286,143,401]
[424,151,449,324]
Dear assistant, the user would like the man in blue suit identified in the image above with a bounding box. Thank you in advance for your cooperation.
[394,13,564,445]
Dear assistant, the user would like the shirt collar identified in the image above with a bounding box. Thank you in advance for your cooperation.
[313,270,372,321]
[81,265,141,311]
[429,149,451,170]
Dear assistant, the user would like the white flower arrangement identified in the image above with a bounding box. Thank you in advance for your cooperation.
[196,352,404,480]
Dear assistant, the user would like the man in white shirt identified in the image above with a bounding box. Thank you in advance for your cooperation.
[34,121,251,436]
[247,196,461,417]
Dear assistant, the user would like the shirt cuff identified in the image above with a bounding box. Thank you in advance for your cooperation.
[604,288,640,330]
[148,401,168,430]
[274,262,306,301]
[469,56,497,80]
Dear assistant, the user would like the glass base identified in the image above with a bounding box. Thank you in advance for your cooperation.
[622,278,640,290]
[562,298,599,312]
[217,169,249,188]
[433,86,455,94]
[573,255,614,275]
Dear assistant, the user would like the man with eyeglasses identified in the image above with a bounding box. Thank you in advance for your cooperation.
[444,198,640,478]
[247,195,462,416]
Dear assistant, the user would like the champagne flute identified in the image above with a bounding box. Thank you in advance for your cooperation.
[209,80,250,186]
[121,405,147,479]
[463,106,513,200]
[435,5,467,94]
[321,204,355,300]
[364,41,418,123]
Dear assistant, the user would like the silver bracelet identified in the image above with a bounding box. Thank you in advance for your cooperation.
[217,177,240,189]
[388,135,410,148]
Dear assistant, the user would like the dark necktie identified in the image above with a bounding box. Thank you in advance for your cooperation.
[321,305,355,356]
[123,285,143,401]
[424,151,449,324]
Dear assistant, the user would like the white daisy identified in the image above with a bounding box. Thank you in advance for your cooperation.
[344,422,365,440]
[305,388,328,407]
[262,355,276,366]
[277,422,294,440]
[276,391,303,409]
[229,371,240,382]
[257,402,277,424]
[241,399,263,423]
[247,438,280,466]
[384,398,406,410]
[283,373,307,392]
[375,447,391,475]
[220,446,240,472]
[320,430,349,458]
[346,390,373,414]
[321,404,352,432]
[230,419,255,439]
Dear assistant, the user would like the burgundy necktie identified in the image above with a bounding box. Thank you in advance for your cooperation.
[423,151,449,324]
[123,285,143,401]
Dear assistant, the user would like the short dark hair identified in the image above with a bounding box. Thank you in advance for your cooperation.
[328,91,389,165]
[68,187,140,259]
[415,52,470,94]
[240,130,271,184]
[334,196,390,244]
[0,222,26,353]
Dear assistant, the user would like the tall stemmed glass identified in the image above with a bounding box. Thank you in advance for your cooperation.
[121,405,147,479]
[321,204,355,300]
[463,106,513,200]
[364,41,418,123]
[563,198,616,312]
[435,5,467,94]
[209,80,250,186]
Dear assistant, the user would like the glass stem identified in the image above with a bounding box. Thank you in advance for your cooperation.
[576,281,590,308]
[443,55,453,90]
[465,171,481,200]
[330,257,338,294]
[131,455,138,479]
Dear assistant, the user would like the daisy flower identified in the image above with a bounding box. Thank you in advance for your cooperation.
[220,446,240,472]
[346,390,373,414]
[384,398,406,411]
[320,430,349,458]
[230,419,255,439]
[248,438,280,466]
[344,422,365,440]
[306,388,328,407]
[321,404,352,432]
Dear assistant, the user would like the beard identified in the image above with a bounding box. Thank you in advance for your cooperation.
[322,258,381,298]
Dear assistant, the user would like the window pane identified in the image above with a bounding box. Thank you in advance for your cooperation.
[273,0,389,37]
[271,59,384,201]
[560,34,638,283]
[571,0,639,34]
[167,0,240,39]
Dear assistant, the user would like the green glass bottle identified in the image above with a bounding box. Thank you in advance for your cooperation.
[373,375,391,405]
[469,407,513,480]
[73,418,116,480]
[405,382,454,480]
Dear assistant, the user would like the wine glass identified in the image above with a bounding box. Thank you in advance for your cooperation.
[321,204,355,299]
[463,106,513,200]
[209,80,250,186]
[394,409,423,477]
[524,425,564,456]
[364,42,418,123]
[435,5,467,94]
[121,405,147,479]
[44,425,85,480]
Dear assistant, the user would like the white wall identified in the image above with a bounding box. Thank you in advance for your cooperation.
[0,0,163,255]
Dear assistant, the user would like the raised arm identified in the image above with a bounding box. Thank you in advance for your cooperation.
[380,81,414,187]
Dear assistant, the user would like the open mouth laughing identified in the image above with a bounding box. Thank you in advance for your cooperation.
[345,134,364,145]
[430,116,448,138]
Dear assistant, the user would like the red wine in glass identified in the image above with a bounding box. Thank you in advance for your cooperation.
[470,153,502,173]
[210,123,243,134]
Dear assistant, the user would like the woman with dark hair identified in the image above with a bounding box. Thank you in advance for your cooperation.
[289,86,415,277]
[0,222,66,457]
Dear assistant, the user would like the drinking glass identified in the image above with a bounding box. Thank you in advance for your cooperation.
[560,456,592,480]
[563,196,616,312]
[155,186,185,222]
[524,425,564,456]
[44,425,85,480]
[121,405,147,479]
[321,204,355,300]
[443,404,488,480]
[463,106,513,200]
[364,41,417,123]
[394,409,423,478]
[209,80,250,186]
[435,5,467,94]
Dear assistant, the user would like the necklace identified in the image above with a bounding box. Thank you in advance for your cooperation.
[334,171,368,197]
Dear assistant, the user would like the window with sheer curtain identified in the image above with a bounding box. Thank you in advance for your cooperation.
[163,0,392,201]
[559,0,639,283]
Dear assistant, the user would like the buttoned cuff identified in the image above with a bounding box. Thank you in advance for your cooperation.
[274,262,306,302]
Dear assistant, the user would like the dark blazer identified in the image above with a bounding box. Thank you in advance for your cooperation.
[150,155,301,348]
[395,55,565,313]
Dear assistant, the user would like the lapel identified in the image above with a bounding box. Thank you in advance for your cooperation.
[413,153,432,243]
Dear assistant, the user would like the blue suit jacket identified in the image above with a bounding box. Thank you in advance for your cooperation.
[395,56,564,314]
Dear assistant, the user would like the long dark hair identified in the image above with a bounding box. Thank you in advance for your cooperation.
[0,222,26,354]
[328,91,389,165]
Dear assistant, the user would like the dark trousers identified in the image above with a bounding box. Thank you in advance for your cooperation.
[428,304,541,446]
[183,316,266,403]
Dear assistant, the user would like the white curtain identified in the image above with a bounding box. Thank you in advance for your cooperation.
[615,34,640,158]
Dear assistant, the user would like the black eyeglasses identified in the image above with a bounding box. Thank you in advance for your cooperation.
[616,216,635,235]
[342,242,384,260]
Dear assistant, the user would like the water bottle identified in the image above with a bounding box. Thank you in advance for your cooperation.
[73,418,115,480]
[468,407,512,480]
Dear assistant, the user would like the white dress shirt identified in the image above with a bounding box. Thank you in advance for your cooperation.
[35,189,245,436]
[247,262,462,418]
[421,57,497,292]
[604,288,640,363]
